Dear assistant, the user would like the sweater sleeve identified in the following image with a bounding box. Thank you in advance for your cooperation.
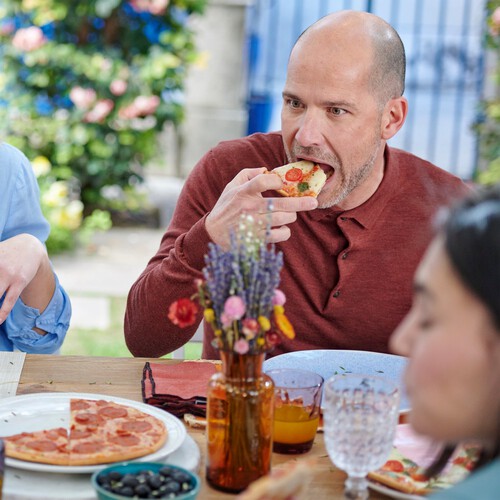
[124,133,286,358]
[124,149,230,357]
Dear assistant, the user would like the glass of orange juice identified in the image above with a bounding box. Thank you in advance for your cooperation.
[266,368,324,454]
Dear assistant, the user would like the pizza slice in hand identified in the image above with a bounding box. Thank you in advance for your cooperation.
[368,444,480,496]
[269,160,327,198]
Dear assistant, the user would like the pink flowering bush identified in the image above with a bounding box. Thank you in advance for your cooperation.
[476,1,500,185]
[0,0,206,213]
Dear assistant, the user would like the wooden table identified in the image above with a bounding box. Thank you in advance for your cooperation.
[13,354,391,499]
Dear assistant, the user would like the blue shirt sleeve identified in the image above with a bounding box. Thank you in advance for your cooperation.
[0,143,72,353]
[2,274,72,353]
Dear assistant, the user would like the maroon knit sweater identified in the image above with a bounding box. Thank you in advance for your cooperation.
[124,132,469,359]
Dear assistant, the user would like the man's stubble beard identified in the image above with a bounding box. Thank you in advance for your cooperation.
[284,139,382,210]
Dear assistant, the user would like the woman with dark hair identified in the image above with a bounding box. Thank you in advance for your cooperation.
[390,184,500,498]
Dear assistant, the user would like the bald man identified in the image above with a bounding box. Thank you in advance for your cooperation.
[125,11,470,359]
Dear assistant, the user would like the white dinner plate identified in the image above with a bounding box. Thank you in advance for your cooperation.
[263,349,410,412]
[0,392,186,474]
[368,481,423,499]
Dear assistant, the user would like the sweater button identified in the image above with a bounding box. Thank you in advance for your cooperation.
[333,290,340,298]
[342,252,348,259]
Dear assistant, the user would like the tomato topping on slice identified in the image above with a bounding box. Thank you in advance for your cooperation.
[285,167,303,182]
[410,472,429,482]
[382,460,405,473]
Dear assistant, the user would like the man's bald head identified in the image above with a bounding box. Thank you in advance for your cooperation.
[293,10,406,106]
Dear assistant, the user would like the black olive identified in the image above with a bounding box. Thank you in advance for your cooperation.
[121,473,139,487]
[117,486,134,497]
[171,471,191,484]
[135,483,152,498]
[159,466,174,478]
[162,480,181,494]
[97,474,111,486]
[148,474,164,489]
[108,470,123,481]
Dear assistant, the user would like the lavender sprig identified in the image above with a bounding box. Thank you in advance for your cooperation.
[201,214,284,351]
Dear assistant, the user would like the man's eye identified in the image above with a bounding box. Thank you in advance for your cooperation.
[328,107,345,116]
[286,98,302,109]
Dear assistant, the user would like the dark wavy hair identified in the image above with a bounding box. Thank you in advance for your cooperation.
[427,183,500,477]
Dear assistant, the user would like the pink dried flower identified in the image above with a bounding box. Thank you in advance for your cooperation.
[272,289,286,306]
[242,318,259,339]
[234,338,249,355]
[221,312,232,328]
[224,296,246,321]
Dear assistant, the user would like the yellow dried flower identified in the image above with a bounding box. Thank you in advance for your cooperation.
[204,308,215,323]
[275,312,295,339]
[258,316,271,332]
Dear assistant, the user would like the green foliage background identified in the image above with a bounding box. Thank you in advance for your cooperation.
[0,0,206,252]
[476,0,500,185]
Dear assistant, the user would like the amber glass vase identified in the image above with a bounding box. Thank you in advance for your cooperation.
[206,349,275,493]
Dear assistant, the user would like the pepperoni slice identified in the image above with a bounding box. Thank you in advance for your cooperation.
[285,167,303,182]
[120,420,152,433]
[109,434,140,447]
[98,406,128,419]
[27,439,58,452]
[5,432,33,442]
[72,441,105,454]
[46,428,67,440]
[72,400,91,410]
[70,429,92,440]
[75,412,102,426]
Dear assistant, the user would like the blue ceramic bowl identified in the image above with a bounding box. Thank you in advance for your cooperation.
[91,462,200,500]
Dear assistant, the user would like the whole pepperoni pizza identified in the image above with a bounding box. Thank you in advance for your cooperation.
[2,398,168,466]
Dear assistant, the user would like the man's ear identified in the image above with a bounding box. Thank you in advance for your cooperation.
[381,96,408,140]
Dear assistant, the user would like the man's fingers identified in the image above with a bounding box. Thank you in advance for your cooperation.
[266,225,292,244]
[260,196,318,213]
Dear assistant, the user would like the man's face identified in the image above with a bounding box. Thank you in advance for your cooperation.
[281,33,387,210]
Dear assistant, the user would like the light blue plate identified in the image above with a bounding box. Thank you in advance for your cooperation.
[264,349,410,413]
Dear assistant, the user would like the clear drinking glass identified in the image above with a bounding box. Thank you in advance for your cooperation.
[323,374,400,500]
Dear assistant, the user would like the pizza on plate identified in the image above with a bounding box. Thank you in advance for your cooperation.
[269,160,327,198]
[368,443,480,496]
[2,397,168,466]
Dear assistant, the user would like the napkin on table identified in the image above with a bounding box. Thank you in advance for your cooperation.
[142,361,219,418]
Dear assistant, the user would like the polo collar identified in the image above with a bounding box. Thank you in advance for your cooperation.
[307,146,399,228]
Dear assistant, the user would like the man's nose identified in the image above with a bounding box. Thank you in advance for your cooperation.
[295,111,324,148]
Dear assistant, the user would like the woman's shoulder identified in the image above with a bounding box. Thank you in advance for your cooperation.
[431,457,500,499]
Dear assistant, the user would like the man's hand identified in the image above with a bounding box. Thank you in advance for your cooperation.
[0,234,55,328]
[205,168,318,248]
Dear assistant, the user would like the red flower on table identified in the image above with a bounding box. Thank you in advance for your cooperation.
[168,298,198,327]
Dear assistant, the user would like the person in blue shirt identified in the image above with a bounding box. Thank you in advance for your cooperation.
[390,184,500,498]
[0,142,71,353]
